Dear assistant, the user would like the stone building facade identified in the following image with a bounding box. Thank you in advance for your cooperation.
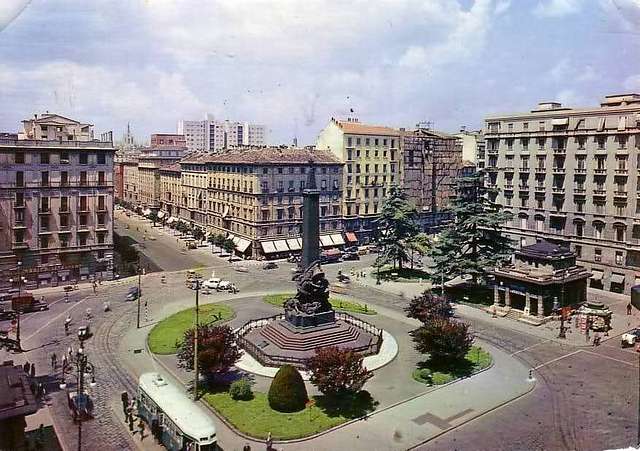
[0,114,115,289]
[485,93,640,294]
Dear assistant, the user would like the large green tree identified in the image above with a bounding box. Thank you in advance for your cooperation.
[428,175,513,286]
[376,186,420,269]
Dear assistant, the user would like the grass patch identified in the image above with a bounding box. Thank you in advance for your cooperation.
[203,390,377,440]
[264,293,376,315]
[378,267,430,282]
[148,303,234,355]
[412,346,492,386]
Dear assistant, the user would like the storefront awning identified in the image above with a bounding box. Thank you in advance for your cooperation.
[286,239,301,251]
[261,241,277,254]
[611,273,625,284]
[157,211,165,219]
[345,232,358,243]
[274,240,289,252]
[319,235,334,247]
[330,234,345,245]
[591,271,603,281]
[232,236,241,245]
[227,234,236,241]
[236,238,251,253]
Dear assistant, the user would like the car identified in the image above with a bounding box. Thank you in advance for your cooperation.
[287,255,301,264]
[621,328,640,347]
[342,251,360,261]
[125,286,140,301]
[203,278,221,289]
[217,281,231,291]
[344,246,359,254]
[0,306,16,321]
[234,265,249,273]
[263,262,278,270]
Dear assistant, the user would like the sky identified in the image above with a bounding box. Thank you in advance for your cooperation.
[0,0,639,146]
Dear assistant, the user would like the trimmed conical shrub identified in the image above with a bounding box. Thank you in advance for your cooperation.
[268,364,308,412]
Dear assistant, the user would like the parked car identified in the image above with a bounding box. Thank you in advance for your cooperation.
[287,255,301,264]
[217,281,232,291]
[342,251,360,261]
[344,246,359,254]
[320,249,342,264]
[234,265,249,273]
[203,278,221,289]
[621,328,640,347]
[125,286,140,301]
[0,303,16,321]
[263,262,278,270]
[11,294,48,313]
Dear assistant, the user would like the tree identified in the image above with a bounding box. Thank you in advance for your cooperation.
[268,365,308,412]
[222,238,235,261]
[376,186,420,269]
[405,291,453,324]
[406,233,431,269]
[306,346,373,396]
[148,212,159,227]
[428,175,513,286]
[192,226,205,242]
[176,325,241,380]
[410,318,474,362]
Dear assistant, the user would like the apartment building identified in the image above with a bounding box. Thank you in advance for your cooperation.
[455,128,485,170]
[122,160,140,204]
[316,118,400,243]
[485,93,640,294]
[158,164,182,218]
[176,147,343,259]
[178,116,267,152]
[0,114,115,289]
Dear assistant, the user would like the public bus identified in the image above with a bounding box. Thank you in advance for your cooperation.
[137,373,217,451]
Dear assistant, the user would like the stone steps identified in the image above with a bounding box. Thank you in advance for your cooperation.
[259,321,361,351]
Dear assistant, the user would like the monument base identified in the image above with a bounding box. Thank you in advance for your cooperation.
[285,309,336,328]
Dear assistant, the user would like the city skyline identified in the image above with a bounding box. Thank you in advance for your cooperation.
[1,0,639,145]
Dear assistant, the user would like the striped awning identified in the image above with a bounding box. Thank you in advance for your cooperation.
[345,232,358,243]
[330,234,345,245]
[236,238,251,253]
[260,241,277,254]
[274,240,289,252]
[286,239,301,251]
[319,235,334,248]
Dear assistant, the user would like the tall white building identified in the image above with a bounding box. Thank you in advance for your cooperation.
[178,115,267,152]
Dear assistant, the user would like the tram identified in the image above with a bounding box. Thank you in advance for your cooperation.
[137,373,217,451]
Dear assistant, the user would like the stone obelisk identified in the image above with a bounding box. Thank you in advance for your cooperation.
[301,160,320,270]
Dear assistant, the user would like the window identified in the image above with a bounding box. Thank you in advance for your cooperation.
[536,217,544,232]
[575,222,583,237]
[288,180,295,192]
[356,137,361,145]
[347,137,352,146]
[80,171,87,186]
[40,236,49,249]
[520,216,527,229]
[505,195,512,206]
[15,152,24,164]
[575,245,582,258]
[41,171,49,186]
[98,196,106,211]
[261,181,268,192]
[617,135,628,149]
[521,156,529,170]
[616,250,624,265]
[508,123,513,131]
[277,181,284,192]
[277,167,283,174]
[536,198,544,209]
[262,167,268,175]
[576,137,586,149]
[40,153,49,164]
[597,136,606,149]
[523,122,529,130]
[594,223,604,239]
[79,153,88,165]
[98,171,105,185]
[60,214,68,228]
[616,225,626,242]
[97,152,106,164]
[521,138,529,150]
[594,248,602,262]
[40,197,49,212]
[16,171,23,187]
[365,138,370,146]
[575,199,584,212]
[374,138,379,146]
[79,235,87,246]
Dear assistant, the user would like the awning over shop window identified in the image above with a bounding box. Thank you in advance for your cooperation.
[345,232,358,243]
[286,239,301,251]
[274,240,289,252]
[590,270,603,281]
[319,235,334,247]
[611,273,626,284]
[232,236,241,245]
[236,238,251,253]
[330,234,345,245]
[261,241,277,254]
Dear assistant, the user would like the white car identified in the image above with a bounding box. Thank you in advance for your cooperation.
[203,278,221,289]
[621,328,640,347]
[217,281,231,290]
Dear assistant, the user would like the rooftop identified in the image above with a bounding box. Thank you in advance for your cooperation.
[182,147,341,165]
[332,118,400,136]
[0,361,38,421]
[516,240,574,260]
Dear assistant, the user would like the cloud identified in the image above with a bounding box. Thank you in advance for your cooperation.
[494,0,512,15]
[0,0,31,32]
[599,0,640,32]
[534,0,584,17]
[624,73,640,91]
[556,89,584,106]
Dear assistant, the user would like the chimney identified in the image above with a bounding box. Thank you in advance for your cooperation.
[460,125,467,132]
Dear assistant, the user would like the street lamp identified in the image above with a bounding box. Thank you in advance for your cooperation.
[558,268,567,339]
[193,277,201,400]
[59,331,97,451]
[8,261,25,351]
[136,257,142,329]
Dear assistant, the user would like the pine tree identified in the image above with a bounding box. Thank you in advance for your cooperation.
[376,186,420,269]
[428,175,513,286]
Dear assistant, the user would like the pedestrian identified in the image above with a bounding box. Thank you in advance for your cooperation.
[30,363,36,378]
[62,354,67,369]
[628,303,633,315]
[138,419,145,440]
[64,322,69,335]
[68,346,73,357]
[243,443,252,451]
[266,431,273,451]
[23,361,30,373]
[51,352,57,370]
[92,281,97,293]
[128,410,134,432]
[121,392,129,416]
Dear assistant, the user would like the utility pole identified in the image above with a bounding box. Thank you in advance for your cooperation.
[136,258,142,329]
[194,278,200,400]
[558,268,567,338]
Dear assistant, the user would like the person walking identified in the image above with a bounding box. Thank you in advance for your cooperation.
[127,409,134,432]
[51,352,57,370]
[61,353,67,369]
[628,303,633,315]
[64,321,69,335]
[266,432,273,451]
[243,444,252,451]
[30,363,36,378]
[23,361,30,374]
[138,419,146,441]
[121,392,129,416]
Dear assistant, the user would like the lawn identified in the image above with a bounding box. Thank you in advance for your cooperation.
[203,390,376,440]
[148,303,234,354]
[412,346,492,386]
[264,293,376,315]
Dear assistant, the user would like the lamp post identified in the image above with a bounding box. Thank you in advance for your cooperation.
[136,257,142,329]
[9,261,25,350]
[193,277,201,400]
[558,268,567,339]
[59,331,97,451]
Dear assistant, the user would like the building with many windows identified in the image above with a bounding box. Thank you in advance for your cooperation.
[178,115,267,152]
[316,118,400,243]
[485,93,640,294]
[176,147,343,259]
[0,114,116,288]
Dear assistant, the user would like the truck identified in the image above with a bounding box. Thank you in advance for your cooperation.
[10,294,48,313]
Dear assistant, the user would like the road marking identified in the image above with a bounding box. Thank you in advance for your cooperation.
[23,294,93,342]
[533,350,581,370]
[510,338,554,356]
[412,408,475,429]
[579,349,638,367]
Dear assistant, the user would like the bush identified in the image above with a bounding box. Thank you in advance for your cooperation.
[410,318,474,362]
[268,365,308,412]
[306,346,373,396]
[229,377,253,400]
[405,291,453,323]
[176,325,241,379]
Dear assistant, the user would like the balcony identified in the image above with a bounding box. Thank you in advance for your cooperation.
[593,189,607,197]
[535,186,546,193]
[574,168,587,174]
[11,242,28,250]
[38,229,53,235]
[614,190,628,198]
[552,167,566,174]
[573,188,586,194]
[487,148,498,154]
[97,204,107,212]
[615,169,628,176]
[38,207,51,215]
[550,210,567,217]
[504,167,515,173]
[594,168,607,175]
[504,184,514,190]
[518,185,530,191]
[552,147,567,154]
[485,165,499,172]
[552,187,565,194]
[13,202,25,209]
[12,222,26,229]
[79,205,90,213]
[520,167,530,172]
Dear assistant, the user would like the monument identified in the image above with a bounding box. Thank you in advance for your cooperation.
[237,160,383,369]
